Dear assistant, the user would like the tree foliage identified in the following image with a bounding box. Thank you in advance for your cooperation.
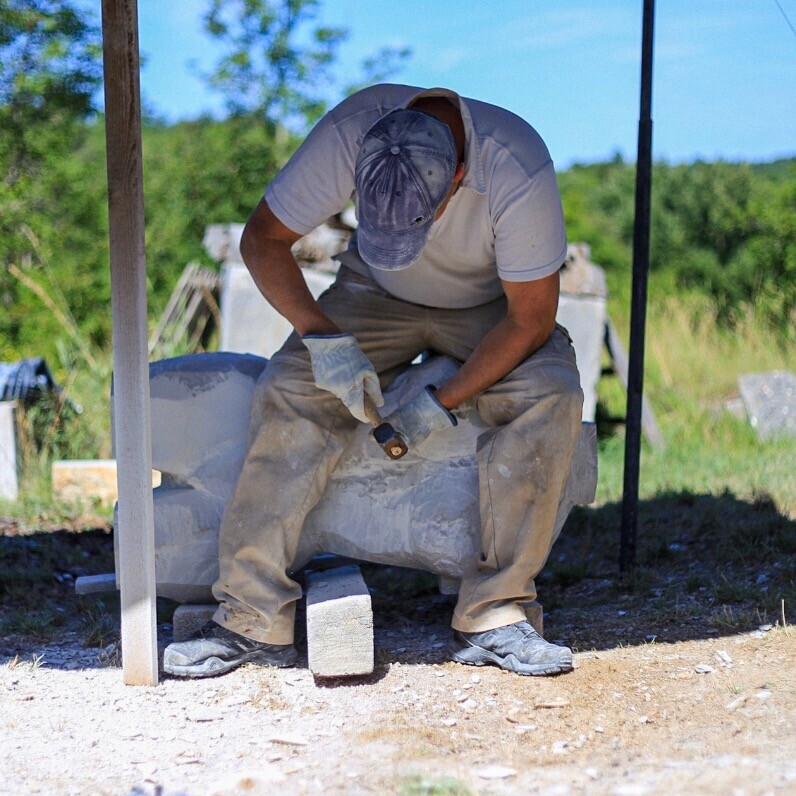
[201,0,409,128]
[0,0,792,372]
[559,158,795,336]
[0,0,100,177]
[0,0,103,364]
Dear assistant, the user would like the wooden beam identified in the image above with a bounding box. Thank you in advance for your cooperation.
[100,0,158,686]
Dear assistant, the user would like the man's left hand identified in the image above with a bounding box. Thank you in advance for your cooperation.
[386,385,458,448]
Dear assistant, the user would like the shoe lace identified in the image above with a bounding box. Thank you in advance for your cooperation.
[509,621,542,644]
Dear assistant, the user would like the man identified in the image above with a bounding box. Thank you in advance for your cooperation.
[164,84,583,679]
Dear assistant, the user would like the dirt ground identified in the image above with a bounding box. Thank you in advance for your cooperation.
[1,605,794,795]
[1,493,794,795]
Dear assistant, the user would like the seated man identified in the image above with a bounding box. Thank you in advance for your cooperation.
[164,83,583,678]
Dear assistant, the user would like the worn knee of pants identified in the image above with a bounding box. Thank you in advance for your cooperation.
[450,328,584,633]
[211,347,353,643]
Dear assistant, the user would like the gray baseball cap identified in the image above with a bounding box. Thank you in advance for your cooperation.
[354,109,457,270]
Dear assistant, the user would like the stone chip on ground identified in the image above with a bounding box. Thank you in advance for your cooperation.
[475,765,517,779]
[535,697,571,709]
[269,732,309,747]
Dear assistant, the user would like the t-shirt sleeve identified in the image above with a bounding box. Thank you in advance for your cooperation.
[264,111,356,236]
[492,159,567,283]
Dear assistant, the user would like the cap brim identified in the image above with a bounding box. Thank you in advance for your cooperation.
[357,214,433,271]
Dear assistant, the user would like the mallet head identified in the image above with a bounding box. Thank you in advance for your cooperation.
[372,422,408,460]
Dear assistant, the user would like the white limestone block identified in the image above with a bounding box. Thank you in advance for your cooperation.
[137,353,267,602]
[557,295,606,423]
[123,353,598,603]
[202,223,245,264]
[296,358,599,575]
[306,566,374,677]
[173,603,217,642]
[219,262,334,358]
[0,401,19,501]
[74,573,117,595]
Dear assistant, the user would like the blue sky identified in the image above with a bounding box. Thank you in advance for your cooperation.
[121,0,796,168]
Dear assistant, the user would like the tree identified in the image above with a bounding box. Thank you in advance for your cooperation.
[201,0,409,129]
[0,0,101,179]
[0,1,103,362]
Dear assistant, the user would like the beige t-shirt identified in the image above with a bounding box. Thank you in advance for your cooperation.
[265,84,567,309]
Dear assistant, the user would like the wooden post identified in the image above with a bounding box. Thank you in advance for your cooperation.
[100,0,158,685]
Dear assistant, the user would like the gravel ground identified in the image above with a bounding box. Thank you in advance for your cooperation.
[1,620,794,795]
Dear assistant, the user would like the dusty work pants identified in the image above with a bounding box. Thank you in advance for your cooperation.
[212,266,583,643]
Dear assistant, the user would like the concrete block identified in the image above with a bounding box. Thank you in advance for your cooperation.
[0,401,19,501]
[306,565,374,678]
[173,603,217,642]
[521,601,544,637]
[53,459,161,506]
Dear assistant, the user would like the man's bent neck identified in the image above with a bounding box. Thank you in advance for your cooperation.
[410,96,466,164]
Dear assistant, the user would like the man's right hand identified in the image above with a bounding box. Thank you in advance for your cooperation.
[301,334,384,424]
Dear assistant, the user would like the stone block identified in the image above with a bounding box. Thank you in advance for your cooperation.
[173,603,217,642]
[126,353,268,603]
[306,566,374,678]
[738,371,796,440]
[124,353,598,602]
[74,573,117,595]
[203,223,244,264]
[0,401,19,501]
[53,459,161,507]
[521,601,544,637]
[219,262,334,358]
[557,295,606,423]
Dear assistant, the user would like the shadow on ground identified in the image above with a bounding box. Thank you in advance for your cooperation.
[366,490,796,656]
[1,490,794,668]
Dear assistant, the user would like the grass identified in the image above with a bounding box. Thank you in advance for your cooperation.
[0,525,118,653]
[596,292,795,515]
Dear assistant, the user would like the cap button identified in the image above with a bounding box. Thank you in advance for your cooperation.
[390,146,400,155]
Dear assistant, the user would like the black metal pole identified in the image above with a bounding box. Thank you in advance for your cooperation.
[620,0,655,572]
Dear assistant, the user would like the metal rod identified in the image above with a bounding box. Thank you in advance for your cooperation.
[101,0,159,685]
[620,0,656,572]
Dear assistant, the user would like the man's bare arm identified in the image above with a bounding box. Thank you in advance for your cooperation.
[240,198,341,336]
[433,271,560,410]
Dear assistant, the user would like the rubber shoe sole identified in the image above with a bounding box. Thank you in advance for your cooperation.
[163,646,298,679]
[451,639,573,677]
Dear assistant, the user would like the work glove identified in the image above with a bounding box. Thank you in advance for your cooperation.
[301,333,384,424]
[386,385,458,448]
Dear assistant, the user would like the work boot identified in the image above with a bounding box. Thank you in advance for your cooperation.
[451,620,573,676]
[163,621,298,678]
